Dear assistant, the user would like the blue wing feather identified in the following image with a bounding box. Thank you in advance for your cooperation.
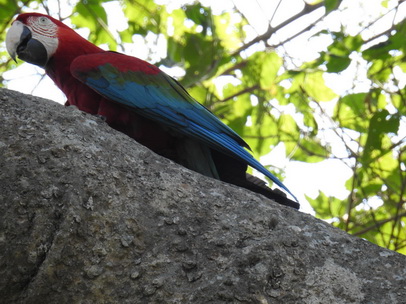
[71,53,298,202]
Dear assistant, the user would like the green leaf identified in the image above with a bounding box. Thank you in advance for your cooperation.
[334,93,369,132]
[119,28,133,44]
[303,112,319,136]
[278,114,299,136]
[306,191,345,220]
[167,37,184,63]
[293,137,329,162]
[71,0,119,49]
[391,94,405,112]
[0,0,19,21]
[361,22,406,62]
[343,35,364,51]
[325,0,340,13]
[248,112,278,156]
[302,71,337,102]
[219,91,252,135]
[242,53,267,87]
[362,110,400,161]
[213,13,241,50]
[325,54,351,72]
[184,3,212,36]
[187,85,209,106]
[341,93,367,115]
[328,32,363,54]
[169,8,188,39]
[260,52,282,89]
[232,94,253,118]
[181,33,223,87]
[124,0,161,35]
[322,33,363,72]
[367,59,392,82]
[72,1,108,31]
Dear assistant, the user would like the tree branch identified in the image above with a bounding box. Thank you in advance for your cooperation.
[353,211,406,236]
[220,84,260,102]
[231,2,326,57]
[358,1,405,46]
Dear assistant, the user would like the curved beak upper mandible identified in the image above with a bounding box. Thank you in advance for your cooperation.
[6,20,48,67]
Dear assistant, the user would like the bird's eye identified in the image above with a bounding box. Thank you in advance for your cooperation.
[38,17,49,25]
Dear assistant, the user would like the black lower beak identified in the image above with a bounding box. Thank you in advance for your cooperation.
[17,26,48,67]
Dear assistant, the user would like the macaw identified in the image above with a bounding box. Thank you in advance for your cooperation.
[6,12,299,209]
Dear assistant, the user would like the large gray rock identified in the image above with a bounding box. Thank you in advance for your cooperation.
[0,88,405,303]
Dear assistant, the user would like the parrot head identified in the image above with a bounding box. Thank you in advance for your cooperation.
[6,13,64,67]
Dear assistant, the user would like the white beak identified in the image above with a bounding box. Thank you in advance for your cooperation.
[6,20,25,62]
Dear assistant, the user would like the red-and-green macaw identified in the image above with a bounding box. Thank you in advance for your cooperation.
[6,12,299,209]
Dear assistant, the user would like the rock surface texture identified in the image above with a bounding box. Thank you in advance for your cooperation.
[0,88,405,303]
